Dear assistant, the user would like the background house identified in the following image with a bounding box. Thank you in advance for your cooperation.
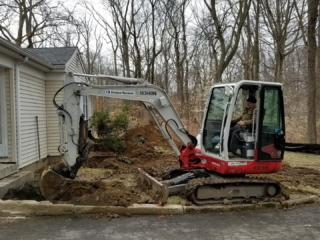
[0,37,91,196]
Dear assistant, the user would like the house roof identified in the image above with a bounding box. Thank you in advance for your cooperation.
[25,47,78,65]
[0,37,80,71]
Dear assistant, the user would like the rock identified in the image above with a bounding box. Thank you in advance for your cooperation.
[118,199,128,206]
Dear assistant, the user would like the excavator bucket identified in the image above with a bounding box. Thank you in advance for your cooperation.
[138,168,169,205]
[40,167,71,201]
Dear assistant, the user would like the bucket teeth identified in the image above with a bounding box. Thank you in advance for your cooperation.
[138,168,169,205]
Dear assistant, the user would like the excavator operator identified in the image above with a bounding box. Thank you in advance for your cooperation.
[229,95,257,156]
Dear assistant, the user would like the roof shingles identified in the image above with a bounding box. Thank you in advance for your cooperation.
[24,47,78,65]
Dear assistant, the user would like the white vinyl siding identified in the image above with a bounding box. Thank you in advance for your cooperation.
[46,80,63,156]
[19,72,48,167]
[66,55,80,74]
[5,69,12,161]
[66,54,86,82]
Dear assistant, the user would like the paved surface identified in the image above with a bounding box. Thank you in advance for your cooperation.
[1,204,320,240]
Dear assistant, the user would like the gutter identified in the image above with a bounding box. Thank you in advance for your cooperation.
[0,38,58,70]
[15,56,28,168]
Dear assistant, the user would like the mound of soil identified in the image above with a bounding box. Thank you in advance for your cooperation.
[49,123,177,206]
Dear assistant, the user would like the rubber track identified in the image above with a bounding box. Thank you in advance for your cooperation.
[185,176,285,206]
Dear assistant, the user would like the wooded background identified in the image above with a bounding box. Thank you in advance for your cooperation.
[1,0,319,143]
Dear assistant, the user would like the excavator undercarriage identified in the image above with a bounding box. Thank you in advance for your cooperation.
[138,167,285,206]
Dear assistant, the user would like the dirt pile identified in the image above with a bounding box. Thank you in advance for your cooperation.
[50,123,178,206]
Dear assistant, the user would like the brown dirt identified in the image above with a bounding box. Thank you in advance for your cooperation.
[50,123,178,206]
[5,123,320,206]
[266,158,320,198]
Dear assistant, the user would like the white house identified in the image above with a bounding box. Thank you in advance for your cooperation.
[0,37,91,181]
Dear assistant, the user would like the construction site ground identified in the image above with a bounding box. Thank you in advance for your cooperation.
[3,123,320,208]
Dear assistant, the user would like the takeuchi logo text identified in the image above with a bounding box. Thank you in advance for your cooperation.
[105,90,135,95]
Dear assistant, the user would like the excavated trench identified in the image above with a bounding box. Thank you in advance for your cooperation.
[3,124,320,206]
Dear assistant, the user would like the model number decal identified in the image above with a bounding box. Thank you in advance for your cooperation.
[140,91,157,96]
[228,162,247,166]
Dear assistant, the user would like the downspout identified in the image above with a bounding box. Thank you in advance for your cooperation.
[15,56,28,168]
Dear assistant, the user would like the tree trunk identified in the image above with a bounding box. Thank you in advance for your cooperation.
[317,3,320,140]
[307,0,318,143]
[252,0,260,80]
[275,50,285,83]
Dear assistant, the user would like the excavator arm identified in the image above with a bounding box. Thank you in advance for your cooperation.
[40,72,196,201]
[60,72,196,172]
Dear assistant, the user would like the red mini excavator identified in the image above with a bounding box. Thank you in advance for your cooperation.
[40,73,286,205]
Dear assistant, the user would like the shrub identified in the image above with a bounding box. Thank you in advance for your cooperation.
[90,104,131,153]
[103,133,126,154]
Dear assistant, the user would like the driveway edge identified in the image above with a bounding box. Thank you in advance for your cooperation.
[0,196,318,217]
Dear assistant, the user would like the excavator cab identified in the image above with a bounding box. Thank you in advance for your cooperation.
[201,81,285,162]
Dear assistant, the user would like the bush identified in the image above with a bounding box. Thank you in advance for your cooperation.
[90,104,131,153]
[103,134,126,153]
[90,109,111,137]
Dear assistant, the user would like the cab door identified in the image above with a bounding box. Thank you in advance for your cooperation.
[257,86,285,161]
[202,87,230,155]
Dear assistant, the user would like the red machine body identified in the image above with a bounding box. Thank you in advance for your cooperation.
[179,81,285,177]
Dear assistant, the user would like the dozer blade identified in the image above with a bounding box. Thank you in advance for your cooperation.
[138,168,169,206]
[40,167,71,201]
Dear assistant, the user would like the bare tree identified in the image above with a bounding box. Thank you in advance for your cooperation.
[129,0,147,78]
[260,0,300,83]
[252,0,260,80]
[162,0,190,110]
[0,0,63,47]
[317,3,320,140]
[236,0,260,80]
[307,0,319,143]
[76,17,103,74]
[144,0,164,83]
[204,0,252,82]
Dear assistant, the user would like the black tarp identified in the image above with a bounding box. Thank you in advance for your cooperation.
[285,143,320,155]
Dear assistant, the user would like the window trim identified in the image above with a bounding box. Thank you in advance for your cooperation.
[0,68,8,156]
